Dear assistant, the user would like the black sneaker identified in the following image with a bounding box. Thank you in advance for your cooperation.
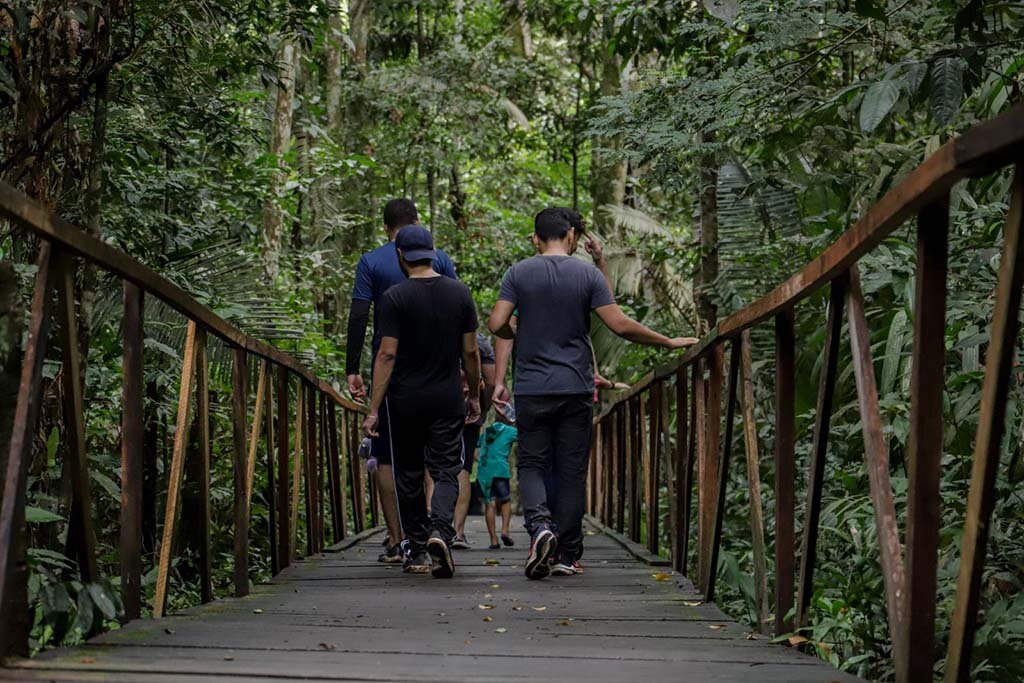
[426,533,455,579]
[403,552,431,574]
[450,535,470,550]
[488,542,501,550]
[525,527,556,580]
[378,543,404,564]
[501,534,514,547]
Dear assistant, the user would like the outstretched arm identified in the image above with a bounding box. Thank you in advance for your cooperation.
[594,303,698,350]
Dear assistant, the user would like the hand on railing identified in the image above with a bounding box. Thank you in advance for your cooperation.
[666,336,700,350]
[347,373,366,400]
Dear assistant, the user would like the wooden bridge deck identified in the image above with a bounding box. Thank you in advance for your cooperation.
[3,518,860,682]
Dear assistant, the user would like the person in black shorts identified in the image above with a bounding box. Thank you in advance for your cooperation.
[363,226,481,577]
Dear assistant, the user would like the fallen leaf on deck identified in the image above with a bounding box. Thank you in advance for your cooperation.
[683,600,703,607]
[745,633,761,640]
[164,628,175,635]
[318,643,336,650]
[490,583,500,588]
[512,606,524,611]
[80,657,96,664]
[485,559,500,565]
[651,572,673,581]
[709,624,727,630]
[253,609,263,614]
[558,620,572,626]
[478,604,495,610]
[495,627,507,633]
[531,606,547,611]
[788,635,809,646]
[483,616,493,622]
[224,656,234,661]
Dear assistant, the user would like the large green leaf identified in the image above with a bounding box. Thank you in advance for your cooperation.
[26,506,63,524]
[859,80,901,133]
[931,57,964,127]
[881,310,908,395]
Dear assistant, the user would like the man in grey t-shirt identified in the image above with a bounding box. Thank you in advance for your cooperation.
[488,208,696,580]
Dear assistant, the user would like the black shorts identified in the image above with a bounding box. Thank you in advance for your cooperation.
[462,424,481,473]
[369,397,394,466]
[487,477,511,503]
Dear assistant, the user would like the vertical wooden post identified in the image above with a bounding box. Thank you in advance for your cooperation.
[899,199,949,682]
[0,244,54,657]
[739,330,769,634]
[702,346,723,589]
[615,405,626,534]
[265,371,278,575]
[796,278,845,628]
[121,282,145,619]
[292,386,304,558]
[348,411,366,532]
[946,166,1024,683]
[643,387,658,553]
[659,379,671,558]
[672,366,688,572]
[848,267,906,667]
[154,321,200,618]
[55,252,97,582]
[276,365,291,569]
[231,347,249,597]
[605,417,615,527]
[773,310,796,633]
[244,362,268,511]
[707,340,741,602]
[326,400,344,541]
[691,360,705,580]
[629,397,641,541]
[193,328,212,604]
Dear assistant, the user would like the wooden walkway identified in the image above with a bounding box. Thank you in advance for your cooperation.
[4,518,860,682]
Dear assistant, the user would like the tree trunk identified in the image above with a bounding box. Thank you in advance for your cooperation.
[508,0,533,58]
[261,39,297,282]
[696,131,718,333]
[448,162,467,234]
[590,16,626,238]
[325,3,343,129]
[348,0,371,74]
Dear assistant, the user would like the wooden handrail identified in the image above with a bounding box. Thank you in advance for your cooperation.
[0,181,364,414]
[590,103,1024,683]
[0,181,376,657]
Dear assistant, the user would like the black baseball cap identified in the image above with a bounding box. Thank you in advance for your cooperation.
[395,224,436,262]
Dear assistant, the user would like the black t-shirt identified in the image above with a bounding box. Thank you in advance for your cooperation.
[498,255,615,396]
[378,276,478,416]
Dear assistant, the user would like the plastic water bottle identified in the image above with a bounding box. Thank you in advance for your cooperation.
[503,400,516,424]
[358,437,372,460]
[366,457,378,474]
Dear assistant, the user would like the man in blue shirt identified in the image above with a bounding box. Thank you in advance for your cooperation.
[346,198,458,563]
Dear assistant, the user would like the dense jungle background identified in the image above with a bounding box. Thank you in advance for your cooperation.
[2,0,1023,680]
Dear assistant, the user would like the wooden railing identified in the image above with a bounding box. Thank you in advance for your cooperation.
[0,182,373,658]
[587,103,1024,683]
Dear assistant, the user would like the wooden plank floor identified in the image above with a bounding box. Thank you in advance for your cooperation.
[4,518,862,682]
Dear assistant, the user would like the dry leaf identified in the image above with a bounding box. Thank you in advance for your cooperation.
[253,608,263,614]
[485,559,500,566]
[558,620,572,626]
[709,624,727,630]
[512,606,524,611]
[224,656,234,661]
[318,643,336,651]
[745,633,761,640]
[495,627,507,633]
[490,583,500,589]
[787,635,809,647]
[164,628,175,635]
[651,572,673,582]
[478,604,495,610]
[683,600,703,607]
[483,616,493,622]
[531,606,547,612]
[484,594,492,599]
[80,657,96,664]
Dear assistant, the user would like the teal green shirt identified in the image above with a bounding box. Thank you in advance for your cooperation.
[476,423,517,485]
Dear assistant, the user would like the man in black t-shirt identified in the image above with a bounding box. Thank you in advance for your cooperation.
[363,226,481,578]
[489,208,696,580]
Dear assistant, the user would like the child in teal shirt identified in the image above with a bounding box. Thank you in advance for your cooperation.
[477,422,517,549]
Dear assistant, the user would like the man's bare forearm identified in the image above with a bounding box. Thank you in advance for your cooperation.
[463,349,481,401]
[369,352,395,414]
[494,336,513,387]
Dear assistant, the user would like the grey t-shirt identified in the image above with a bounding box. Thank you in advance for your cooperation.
[498,255,615,396]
